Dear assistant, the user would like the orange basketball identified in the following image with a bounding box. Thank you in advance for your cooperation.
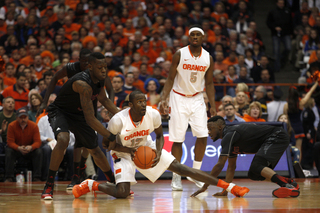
[133,146,156,169]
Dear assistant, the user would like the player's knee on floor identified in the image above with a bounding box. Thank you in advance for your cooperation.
[248,156,269,181]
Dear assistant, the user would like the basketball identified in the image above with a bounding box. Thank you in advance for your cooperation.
[133,146,156,169]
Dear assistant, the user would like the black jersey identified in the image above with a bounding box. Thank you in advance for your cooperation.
[220,123,283,157]
[52,69,103,116]
[66,62,81,78]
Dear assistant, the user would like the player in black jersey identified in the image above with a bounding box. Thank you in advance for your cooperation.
[41,52,119,200]
[191,116,300,198]
[38,49,118,190]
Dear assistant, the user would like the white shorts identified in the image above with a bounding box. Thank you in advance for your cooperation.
[113,148,175,184]
[168,91,208,142]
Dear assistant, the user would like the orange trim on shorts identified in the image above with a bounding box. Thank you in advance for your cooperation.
[295,133,305,139]
[173,89,200,97]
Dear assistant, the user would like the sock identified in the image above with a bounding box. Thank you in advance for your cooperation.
[193,161,202,170]
[47,170,57,184]
[73,162,81,177]
[104,169,115,183]
[271,174,289,187]
[80,156,87,169]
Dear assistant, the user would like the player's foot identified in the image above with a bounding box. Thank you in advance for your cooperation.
[66,174,80,190]
[171,173,183,191]
[129,190,134,196]
[72,179,99,198]
[287,179,299,190]
[41,183,54,200]
[230,184,250,197]
[186,177,205,188]
[272,184,300,198]
[79,165,87,182]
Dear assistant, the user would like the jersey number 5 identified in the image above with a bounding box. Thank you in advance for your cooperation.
[190,72,197,83]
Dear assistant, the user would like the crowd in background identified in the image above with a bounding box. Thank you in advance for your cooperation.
[0,0,319,181]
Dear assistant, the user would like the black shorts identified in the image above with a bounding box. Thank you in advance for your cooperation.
[255,127,290,169]
[47,105,98,149]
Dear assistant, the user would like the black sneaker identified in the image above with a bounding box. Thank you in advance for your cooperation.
[79,165,87,182]
[41,183,54,200]
[66,174,80,190]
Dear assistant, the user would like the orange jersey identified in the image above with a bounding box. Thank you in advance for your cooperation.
[20,55,34,67]
[242,114,266,122]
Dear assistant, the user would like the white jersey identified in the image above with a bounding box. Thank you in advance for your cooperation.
[172,45,210,95]
[108,106,161,159]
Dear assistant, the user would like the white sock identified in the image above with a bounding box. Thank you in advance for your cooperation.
[193,161,202,170]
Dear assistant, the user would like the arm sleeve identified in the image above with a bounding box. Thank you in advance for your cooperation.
[6,123,18,150]
[107,115,123,135]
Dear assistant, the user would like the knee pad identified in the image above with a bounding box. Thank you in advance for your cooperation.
[248,156,269,181]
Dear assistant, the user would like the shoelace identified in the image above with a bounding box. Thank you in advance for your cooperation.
[45,186,52,194]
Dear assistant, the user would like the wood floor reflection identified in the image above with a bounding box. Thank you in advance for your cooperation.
[0,178,320,213]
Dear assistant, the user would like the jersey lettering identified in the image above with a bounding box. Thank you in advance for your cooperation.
[124,129,150,140]
[182,64,207,72]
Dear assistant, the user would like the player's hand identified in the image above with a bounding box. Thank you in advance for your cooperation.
[107,140,116,151]
[213,189,228,196]
[151,149,161,167]
[159,100,169,115]
[36,103,47,117]
[190,186,208,197]
[130,147,137,161]
[210,107,217,117]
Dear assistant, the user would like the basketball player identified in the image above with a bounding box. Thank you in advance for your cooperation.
[160,25,216,190]
[38,48,118,190]
[72,91,249,199]
[191,116,300,198]
[41,52,119,200]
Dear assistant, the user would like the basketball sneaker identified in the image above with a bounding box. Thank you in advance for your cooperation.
[67,174,80,190]
[229,184,250,197]
[171,173,183,191]
[186,177,205,188]
[72,179,99,198]
[79,165,87,182]
[41,183,54,200]
[287,179,299,190]
[272,183,300,198]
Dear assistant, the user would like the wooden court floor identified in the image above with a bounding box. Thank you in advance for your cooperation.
[0,178,320,213]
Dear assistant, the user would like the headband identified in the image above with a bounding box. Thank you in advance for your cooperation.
[189,27,204,36]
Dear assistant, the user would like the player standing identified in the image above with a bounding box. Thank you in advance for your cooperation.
[41,52,118,199]
[72,91,249,199]
[160,26,216,190]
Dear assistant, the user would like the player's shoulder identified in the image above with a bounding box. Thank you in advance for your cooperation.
[146,106,160,115]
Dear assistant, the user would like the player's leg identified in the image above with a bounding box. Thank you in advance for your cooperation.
[187,94,208,188]
[168,92,190,191]
[168,159,250,197]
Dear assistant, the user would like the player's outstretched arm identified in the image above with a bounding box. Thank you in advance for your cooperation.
[97,86,119,115]
[104,77,115,102]
[159,51,180,115]
[205,56,216,116]
[37,66,68,116]
[191,155,228,197]
[73,80,115,140]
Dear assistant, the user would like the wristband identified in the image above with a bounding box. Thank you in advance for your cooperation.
[108,133,116,141]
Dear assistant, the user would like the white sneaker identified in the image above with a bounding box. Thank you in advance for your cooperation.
[171,173,183,191]
[187,177,205,188]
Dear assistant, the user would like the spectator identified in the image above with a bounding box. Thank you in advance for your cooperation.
[20,43,38,67]
[277,114,300,164]
[223,103,245,124]
[137,40,158,64]
[233,66,254,86]
[158,25,173,48]
[235,91,249,116]
[223,51,238,66]
[33,55,45,80]
[148,66,166,92]
[144,78,160,107]
[267,88,286,122]
[0,96,16,153]
[123,72,136,94]
[236,34,253,56]
[40,70,61,98]
[266,0,293,72]
[226,65,239,83]
[149,29,167,53]
[139,63,150,82]
[253,85,268,114]
[111,75,127,108]
[3,62,16,87]
[234,55,250,77]
[217,95,234,117]
[243,101,266,122]
[132,69,146,93]
[303,29,319,57]
[2,72,29,110]
[251,55,275,83]
[257,69,276,99]
[36,78,46,94]
[164,1,180,26]
[213,69,231,101]
[28,93,43,123]
[244,48,257,70]
[214,51,228,74]
[5,107,42,182]
[119,55,138,75]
